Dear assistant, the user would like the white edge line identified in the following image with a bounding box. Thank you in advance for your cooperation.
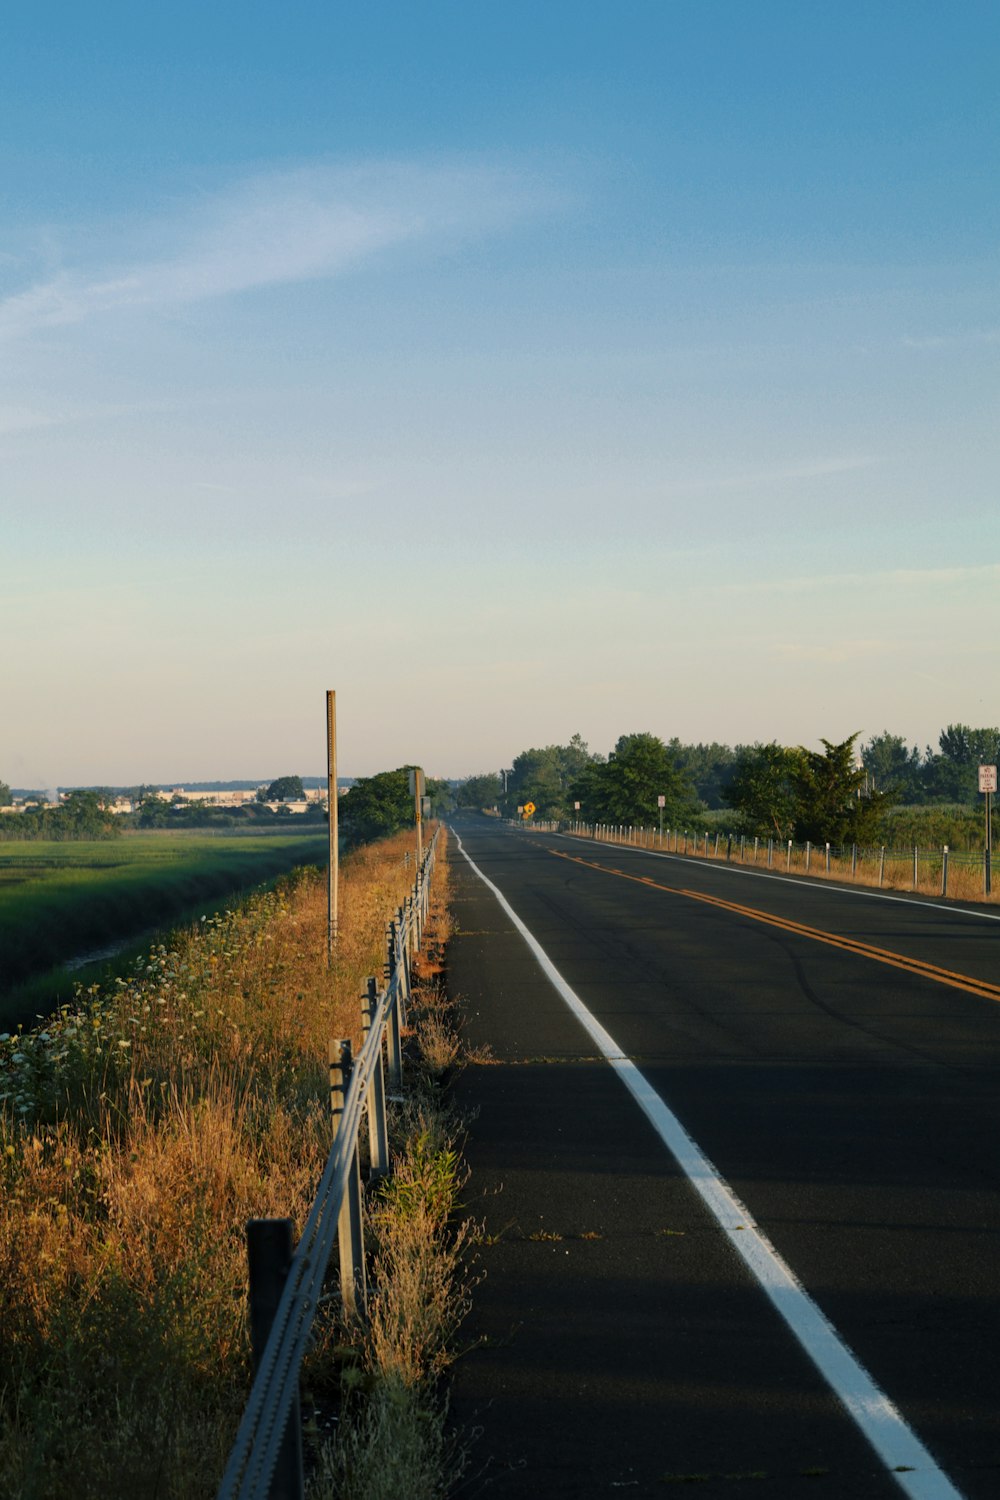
[454,829,966,1500]
[549,829,1000,926]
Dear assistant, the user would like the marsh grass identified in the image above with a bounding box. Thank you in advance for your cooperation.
[0,829,431,1500]
[0,830,330,1005]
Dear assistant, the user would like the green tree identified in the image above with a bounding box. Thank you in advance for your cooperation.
[790,734,893,845]
[507,735,595,819]
[340,768,413,848]
[0,781,11,809]
[669,740,738,809]
[922,724,1000,803]
[263,775,305,802]
[861,732,925,804]
[572,732,697,825]
[723,742,799,838]
[136,788,171,828]
[455,773,503,810]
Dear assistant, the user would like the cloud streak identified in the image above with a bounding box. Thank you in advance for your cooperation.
[721,563,1000,596]
[0,159,558,340]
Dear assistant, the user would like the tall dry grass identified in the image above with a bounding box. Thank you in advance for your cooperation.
[307,842,474,1500]
[0,829,430,1500]
[584,824,998,905]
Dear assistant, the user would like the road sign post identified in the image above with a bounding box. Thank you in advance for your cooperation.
[980,765,996,895]
[326,690,338,962]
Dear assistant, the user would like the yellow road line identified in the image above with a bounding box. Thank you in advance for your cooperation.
[547,847,1000,1005]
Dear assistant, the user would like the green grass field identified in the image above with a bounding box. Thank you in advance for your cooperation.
[0,829,329,1025]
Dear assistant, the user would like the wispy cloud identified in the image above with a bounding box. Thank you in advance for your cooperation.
[722,563,1000,597]
[902,327,1000,350]
[662,453,883,497]
[774,639,894,665]
[0,159,559,341]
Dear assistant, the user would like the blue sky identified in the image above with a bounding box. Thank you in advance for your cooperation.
[3,2,997,785]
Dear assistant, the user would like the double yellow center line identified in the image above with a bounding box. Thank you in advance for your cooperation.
[547,847,1000,1005]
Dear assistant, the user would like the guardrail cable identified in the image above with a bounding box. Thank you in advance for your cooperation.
[217,828,439,1500]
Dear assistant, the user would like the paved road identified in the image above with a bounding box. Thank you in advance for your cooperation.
[447,817,1000,1499]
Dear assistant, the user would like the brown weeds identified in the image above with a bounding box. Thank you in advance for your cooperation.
[0,828,430,1500]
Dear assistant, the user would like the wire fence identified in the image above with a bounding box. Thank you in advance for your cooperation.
[215,827,440,1500]
[527,820,997,902]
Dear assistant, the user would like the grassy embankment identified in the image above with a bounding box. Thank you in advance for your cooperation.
[0,826,469,1500]
[587,805,997,905]
[0,829,330,1027]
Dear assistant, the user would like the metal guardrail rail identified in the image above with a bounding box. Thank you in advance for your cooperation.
[216,828,439,1500]
[546,820,994,897]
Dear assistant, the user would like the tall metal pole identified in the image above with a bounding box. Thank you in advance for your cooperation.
[327,690,338,961]
[414,767,423,865]
[987,788,992,897]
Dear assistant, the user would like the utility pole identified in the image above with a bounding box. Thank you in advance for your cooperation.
[326,690,338,961]
[410,767,424,864]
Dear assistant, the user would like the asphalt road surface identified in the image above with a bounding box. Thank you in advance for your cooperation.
[446,817,1000,1500]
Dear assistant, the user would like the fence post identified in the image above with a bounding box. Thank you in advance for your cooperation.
[386,943,404,1097]
[727,834,733,861]
[362,977,389,1179]
[739,835,745,861]
[329,1039,367,1320]
[942,845,949,897]
[246,1219,304,1500]
[879,846,886,887]
[851,844,858,877]
[715,832,720,857]
[704,833,709,858]
[913,844,919,891]
[753,836,759,864]
[787,840,792,870]
[767,838,773,868]
[805,840,811,871]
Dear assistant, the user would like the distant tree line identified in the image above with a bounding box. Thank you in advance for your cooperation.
[454,722,1000,849]
[0,790,122,841]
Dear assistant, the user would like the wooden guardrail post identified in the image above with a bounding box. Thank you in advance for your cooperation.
[362,977,388,1179]
[329,1039,366,1320]
[246,1219,304,1500]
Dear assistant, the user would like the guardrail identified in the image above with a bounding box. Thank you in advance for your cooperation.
[216,828,440,1500]
[553,820,995,899]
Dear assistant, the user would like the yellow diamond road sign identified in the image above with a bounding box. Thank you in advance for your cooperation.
[523,801,536,816]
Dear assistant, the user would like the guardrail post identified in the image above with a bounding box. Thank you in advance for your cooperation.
[942,845,949,897]
[805,840,811,871]
[329,1039,367,1321]
[246,1219,304,1500]
[393,915,410,1025]
[786,840,792,870]
[362,977,389,1179]
[825,842,830,873]
[386,966,404,1096]
[879,846,886,887]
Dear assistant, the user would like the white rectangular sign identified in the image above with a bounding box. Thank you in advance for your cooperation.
[979,765,997,793]
[657,795,666,808]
